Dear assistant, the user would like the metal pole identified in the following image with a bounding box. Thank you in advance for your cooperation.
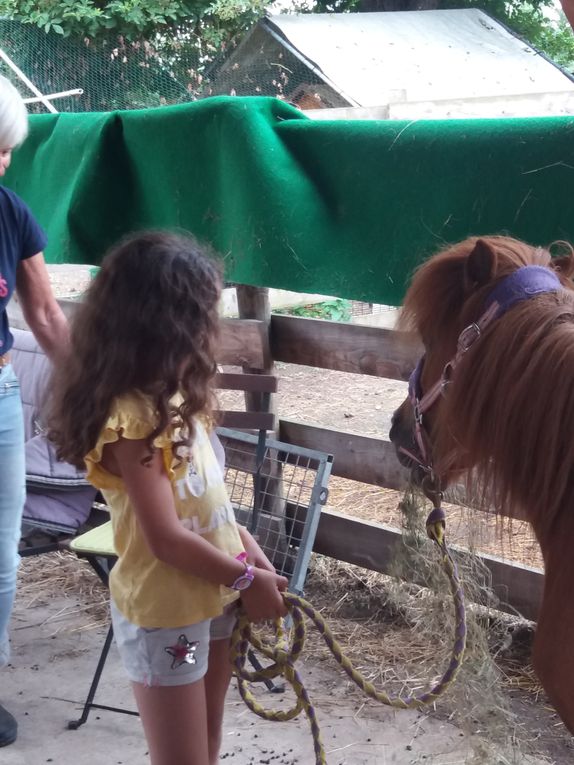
[0,47,58,113]
[23,88,83,104]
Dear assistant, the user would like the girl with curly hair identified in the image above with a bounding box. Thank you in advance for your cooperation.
[49,231,287,765]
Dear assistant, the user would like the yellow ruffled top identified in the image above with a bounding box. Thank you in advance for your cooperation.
[85,392,243,628]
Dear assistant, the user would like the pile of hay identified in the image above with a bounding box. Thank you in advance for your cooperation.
[300,488,559,764]
[17,550,109,633]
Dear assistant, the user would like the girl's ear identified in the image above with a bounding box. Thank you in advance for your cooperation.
[465,238,497,288]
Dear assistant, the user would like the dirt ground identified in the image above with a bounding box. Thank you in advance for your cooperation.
[4,556,566,765]
[7,267,568,763]
[1,594,478,765]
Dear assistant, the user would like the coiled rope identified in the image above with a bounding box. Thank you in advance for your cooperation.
[230,507,467,765]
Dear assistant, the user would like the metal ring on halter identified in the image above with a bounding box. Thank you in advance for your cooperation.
[422,473,442,504]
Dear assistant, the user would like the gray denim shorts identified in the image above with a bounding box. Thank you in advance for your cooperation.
[110,600,238,687]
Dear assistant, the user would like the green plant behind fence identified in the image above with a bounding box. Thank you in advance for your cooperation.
[274,299,352,322]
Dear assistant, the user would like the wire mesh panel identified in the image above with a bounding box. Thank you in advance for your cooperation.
[350,301,394,317]
[0,19,193,112]
[216,427,332,596]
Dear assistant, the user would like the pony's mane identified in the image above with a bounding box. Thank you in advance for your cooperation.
[401,236,574,544]
[439,291,574,542]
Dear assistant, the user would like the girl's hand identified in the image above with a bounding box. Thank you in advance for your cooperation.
[240,569,288,622]
[238,527,275,573]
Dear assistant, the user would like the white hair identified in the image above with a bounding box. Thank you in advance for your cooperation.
[0,75,28,149]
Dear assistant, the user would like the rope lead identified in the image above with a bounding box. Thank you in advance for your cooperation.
[230,511,467,765]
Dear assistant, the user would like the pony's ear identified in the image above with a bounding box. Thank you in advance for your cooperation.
[550,252,574,279]
[466,239,497,287]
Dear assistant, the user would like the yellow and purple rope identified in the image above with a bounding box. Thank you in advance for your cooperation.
[230,508,467,765]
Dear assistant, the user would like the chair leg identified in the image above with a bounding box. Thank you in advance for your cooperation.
[19,541,62,557]
[68,622,141,729]
[68,624,115,729]
[247,649,285,694]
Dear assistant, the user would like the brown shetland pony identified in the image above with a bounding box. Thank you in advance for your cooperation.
[389,235,574,734]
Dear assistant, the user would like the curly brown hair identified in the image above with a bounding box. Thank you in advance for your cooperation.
[48,231,222,469]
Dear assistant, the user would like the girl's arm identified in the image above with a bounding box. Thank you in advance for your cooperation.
[104,436,288,620]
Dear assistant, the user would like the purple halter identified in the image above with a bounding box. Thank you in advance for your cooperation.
[482,265,562,314]
[403,265,563,476]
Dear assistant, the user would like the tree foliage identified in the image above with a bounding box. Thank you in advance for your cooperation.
[0,0,267,42]
[506,5,574,69]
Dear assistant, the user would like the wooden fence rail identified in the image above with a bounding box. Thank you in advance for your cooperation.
[271,310,543,619]
[9,293,543,620]
[314,510,543,622]
[271,314,422,380]
[280,418,409,491]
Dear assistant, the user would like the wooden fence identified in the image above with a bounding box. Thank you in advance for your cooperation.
[9,287,544,621]
[231,286,544,622]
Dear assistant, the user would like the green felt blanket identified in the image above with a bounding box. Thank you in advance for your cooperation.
[5,96,574,305]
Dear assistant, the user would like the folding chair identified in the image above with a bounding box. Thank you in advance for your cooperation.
[66,371,333,729]
[67,522,135,728]
[11,328,103,558]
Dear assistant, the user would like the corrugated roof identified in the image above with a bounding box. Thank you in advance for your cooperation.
[264,10,574,108]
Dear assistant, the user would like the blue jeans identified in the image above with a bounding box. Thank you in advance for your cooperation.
[0,365,25,667]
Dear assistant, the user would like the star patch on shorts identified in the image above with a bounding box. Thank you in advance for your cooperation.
[165,634,199,669]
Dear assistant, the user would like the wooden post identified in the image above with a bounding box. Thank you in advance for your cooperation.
[235,285,287,548]
[235,285,275,414]
[236,285,271,325]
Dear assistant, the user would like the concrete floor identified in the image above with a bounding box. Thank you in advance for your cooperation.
[1,587,555,765]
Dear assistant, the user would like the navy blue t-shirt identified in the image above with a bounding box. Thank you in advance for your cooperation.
[0,186,47,354]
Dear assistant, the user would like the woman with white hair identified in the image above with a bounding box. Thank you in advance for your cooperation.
[0,74,68,747]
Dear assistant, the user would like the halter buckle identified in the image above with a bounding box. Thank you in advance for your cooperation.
[457,322,481,353]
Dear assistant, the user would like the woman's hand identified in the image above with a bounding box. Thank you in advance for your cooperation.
[240,568,288,622]
[237,526,275,572]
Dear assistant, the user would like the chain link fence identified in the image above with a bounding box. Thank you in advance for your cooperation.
[0,18,327,112]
